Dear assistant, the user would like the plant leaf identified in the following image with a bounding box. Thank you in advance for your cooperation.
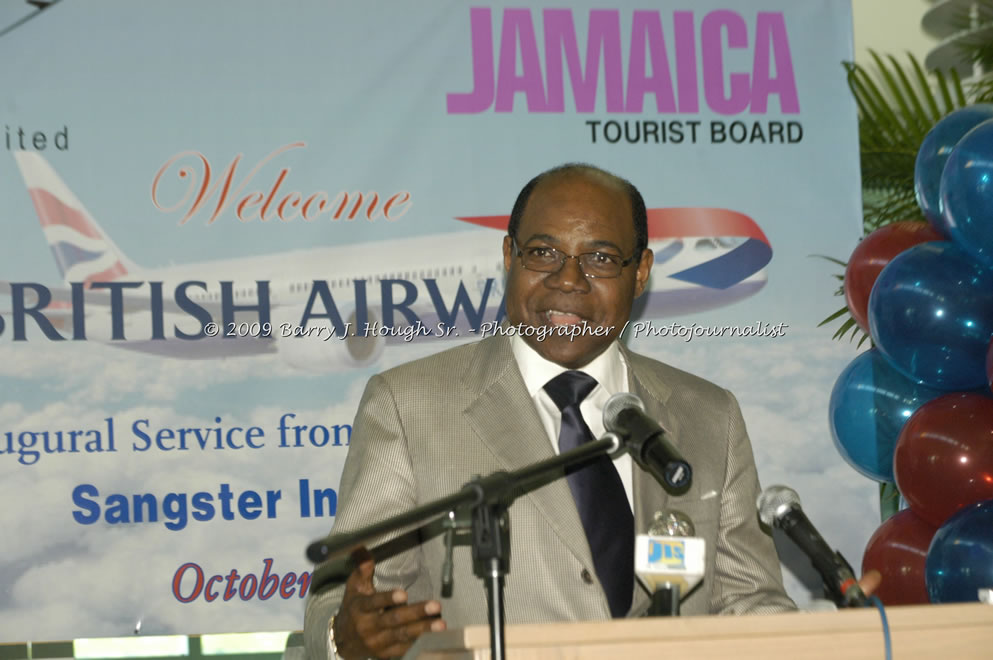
[818,306,850,326]
[832,316,857,340]
[823,52,974,346]
[811,254,849,267]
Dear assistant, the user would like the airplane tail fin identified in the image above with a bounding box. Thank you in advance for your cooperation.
[13,151,138,284]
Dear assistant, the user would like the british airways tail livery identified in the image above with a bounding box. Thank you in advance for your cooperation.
[16,151,137,284]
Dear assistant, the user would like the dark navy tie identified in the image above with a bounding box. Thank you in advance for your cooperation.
[544,370,634,617]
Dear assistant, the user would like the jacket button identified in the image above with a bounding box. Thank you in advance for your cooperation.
[580,568,594,584]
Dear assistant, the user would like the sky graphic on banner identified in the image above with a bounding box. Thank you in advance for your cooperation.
[0,0,864,641]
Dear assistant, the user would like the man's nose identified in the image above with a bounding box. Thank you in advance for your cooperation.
[545,255,591,292]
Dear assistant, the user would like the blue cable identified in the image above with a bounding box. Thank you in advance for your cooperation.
[868,595,892,660]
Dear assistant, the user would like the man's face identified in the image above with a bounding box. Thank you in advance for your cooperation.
[502,173,654,368]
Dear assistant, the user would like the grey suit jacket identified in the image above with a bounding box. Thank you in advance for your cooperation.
[304,335,795,658]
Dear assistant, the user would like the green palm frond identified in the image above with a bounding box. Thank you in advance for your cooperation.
[974,72,993,103]
[821,53,972,343]
[863,188,926,231]
[850,52,969,205]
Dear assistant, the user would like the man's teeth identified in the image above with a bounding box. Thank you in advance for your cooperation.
[546,310,583,324]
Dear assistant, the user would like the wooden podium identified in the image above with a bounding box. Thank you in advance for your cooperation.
[403,603,993,659]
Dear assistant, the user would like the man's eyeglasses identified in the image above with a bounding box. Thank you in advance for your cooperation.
[512,238,638,279]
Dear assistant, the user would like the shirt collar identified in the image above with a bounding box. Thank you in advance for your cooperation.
[510,333,626,398]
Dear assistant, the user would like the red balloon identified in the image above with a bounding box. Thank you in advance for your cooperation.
[894,393,993,527]
[862,508,937,605]
[844,221,943,333]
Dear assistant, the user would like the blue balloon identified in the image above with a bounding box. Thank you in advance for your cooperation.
[940,118,993,268]
[926,498,993,603]
[829,348,945,482]
[915,104,993,233]
[868,241,993,390]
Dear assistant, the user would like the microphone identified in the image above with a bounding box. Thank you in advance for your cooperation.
[634,510,706,616]
[757,485,867,608]
[603,393,692,492]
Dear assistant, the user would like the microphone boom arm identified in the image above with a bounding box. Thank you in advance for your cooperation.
[305,433,623,660]
[306,434,621,564]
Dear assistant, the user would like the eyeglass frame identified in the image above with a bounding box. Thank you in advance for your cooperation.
[510,236,641,279]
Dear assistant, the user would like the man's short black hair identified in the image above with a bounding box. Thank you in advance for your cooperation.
[507,163,648,257]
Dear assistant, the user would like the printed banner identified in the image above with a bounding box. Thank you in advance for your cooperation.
[0,0,873,641]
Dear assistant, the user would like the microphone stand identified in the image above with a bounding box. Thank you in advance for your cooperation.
[306,434,623,660]
[648,584,680,616]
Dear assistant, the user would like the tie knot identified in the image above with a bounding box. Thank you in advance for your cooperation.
[544,370,598,411]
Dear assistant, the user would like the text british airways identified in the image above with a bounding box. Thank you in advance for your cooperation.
[0,279,504,341]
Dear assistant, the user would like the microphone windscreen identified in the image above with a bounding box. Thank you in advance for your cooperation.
[648,509,696,537]
[756,484,801,527]
[602,392,644,432]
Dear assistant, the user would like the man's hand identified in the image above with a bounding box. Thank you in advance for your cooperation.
[333,550,446,660]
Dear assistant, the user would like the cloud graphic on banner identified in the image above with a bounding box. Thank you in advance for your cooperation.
[0,341,300,404]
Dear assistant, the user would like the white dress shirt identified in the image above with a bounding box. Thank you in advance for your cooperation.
[509,334,635,510]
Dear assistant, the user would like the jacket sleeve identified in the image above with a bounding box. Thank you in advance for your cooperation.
[709,389,797,614]
[303,373,423,659]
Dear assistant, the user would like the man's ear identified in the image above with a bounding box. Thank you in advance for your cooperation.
[503,235,514,273]
[634,248,654,297]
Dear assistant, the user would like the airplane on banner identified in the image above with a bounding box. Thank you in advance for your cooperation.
[2,151,772,371]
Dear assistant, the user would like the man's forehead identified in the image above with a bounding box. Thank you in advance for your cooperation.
[531,168,627,199]
[519,172,634,242]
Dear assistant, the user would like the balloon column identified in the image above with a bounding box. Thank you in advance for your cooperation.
[830,104,993,605]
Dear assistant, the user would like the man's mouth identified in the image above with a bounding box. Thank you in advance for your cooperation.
[545,309,585,326]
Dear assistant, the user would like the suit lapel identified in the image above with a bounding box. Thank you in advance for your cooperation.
[623,347,680,535]
[461,335,595,569]
[623,347,684,613]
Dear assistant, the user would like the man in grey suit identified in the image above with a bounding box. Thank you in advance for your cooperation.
[305,164,797,659]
